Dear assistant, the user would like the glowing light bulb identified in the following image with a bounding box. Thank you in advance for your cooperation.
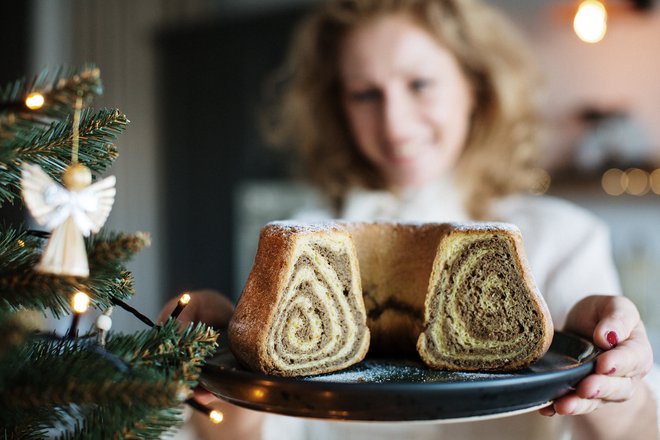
[25,92,45,110]
[170,292,192,319]
[72,291,90,313]
[209,410,224,424]
[574,0,608,43]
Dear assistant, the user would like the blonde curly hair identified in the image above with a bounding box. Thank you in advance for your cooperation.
[263,0,544,218]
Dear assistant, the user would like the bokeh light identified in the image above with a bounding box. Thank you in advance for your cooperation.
[601,168,627,196]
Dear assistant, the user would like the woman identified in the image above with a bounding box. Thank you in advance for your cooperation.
[163,0,659,438]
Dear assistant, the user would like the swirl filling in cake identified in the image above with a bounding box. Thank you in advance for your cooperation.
[267,240,367,374]
[229,223,370,376]
[417,225,553,371]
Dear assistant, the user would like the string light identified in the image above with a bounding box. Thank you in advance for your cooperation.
[574,0,608,43]
[170,292,191,319]
[209,410,224,424]
[68,291,90,337]
[185,398,224,424]
[24,92,45,110]
[72,291,90,313]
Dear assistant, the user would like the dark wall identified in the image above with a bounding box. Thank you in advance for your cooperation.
[0,2,29,85]
[0,1,30,225]
[156,7,304,299]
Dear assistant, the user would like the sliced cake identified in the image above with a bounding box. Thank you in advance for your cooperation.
[228,222,370,376]
[417,222,553,371]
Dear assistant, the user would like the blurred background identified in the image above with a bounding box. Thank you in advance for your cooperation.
[1,0,659,355]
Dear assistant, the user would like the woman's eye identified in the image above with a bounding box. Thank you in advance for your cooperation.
[410,78,433,92]
[348,89,381,102]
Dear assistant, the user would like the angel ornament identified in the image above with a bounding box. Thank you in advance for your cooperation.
[21,162,116,278]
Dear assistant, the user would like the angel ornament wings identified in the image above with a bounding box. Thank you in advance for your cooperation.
[21,163,116,278]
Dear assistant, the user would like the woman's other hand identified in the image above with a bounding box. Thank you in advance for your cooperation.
[540,295,657,439]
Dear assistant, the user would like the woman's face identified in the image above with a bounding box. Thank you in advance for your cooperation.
[339,14,474,189]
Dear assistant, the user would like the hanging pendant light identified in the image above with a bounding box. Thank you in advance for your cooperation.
[574,0,608,43]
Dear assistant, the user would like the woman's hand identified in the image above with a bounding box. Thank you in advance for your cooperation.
[158,288,234,330]
[539,295,657,439]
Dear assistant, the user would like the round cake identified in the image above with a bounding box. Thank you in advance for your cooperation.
[228,221,553,376]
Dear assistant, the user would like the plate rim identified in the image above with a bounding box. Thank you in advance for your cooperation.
[200,330,598,421]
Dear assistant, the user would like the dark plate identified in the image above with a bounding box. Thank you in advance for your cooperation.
[200,331,598,422]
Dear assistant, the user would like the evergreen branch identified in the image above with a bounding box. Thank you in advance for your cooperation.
[0,269,74,316]
[0,108,127,207]
[106,319,219,386]
[0,227,42,267]
[1,407,57,440]
[0,65,103,164]
[0,265,135,317]
[0,66,212,439]
[88,231,151,269]
[56,403,184,440]
[0,337,180,413]
[0,226,139,316]
[3,379,179,410]
[0,65,102,122]
[0,322,217,439]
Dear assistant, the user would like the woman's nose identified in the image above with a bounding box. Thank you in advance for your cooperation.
[382,88,416,146]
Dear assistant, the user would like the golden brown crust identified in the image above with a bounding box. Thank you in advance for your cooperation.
[228,225,295,372]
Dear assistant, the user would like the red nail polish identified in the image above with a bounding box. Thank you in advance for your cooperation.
[606,331,618,348]
[608,367,617,375]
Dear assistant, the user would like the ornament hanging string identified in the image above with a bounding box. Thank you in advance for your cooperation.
[71,94,83,164]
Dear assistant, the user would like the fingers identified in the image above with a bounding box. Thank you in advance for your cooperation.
[564,295,640,351]
[543,375,641,416]
[539,403,556,416]
[540,295,654,418]
[591,297,640,352]
[552,392,601,415]
[593,325,653,378]
[576,374,639,402]
[563,295,652,379]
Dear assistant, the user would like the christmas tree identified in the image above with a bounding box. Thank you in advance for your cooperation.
[0,65,220,438]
